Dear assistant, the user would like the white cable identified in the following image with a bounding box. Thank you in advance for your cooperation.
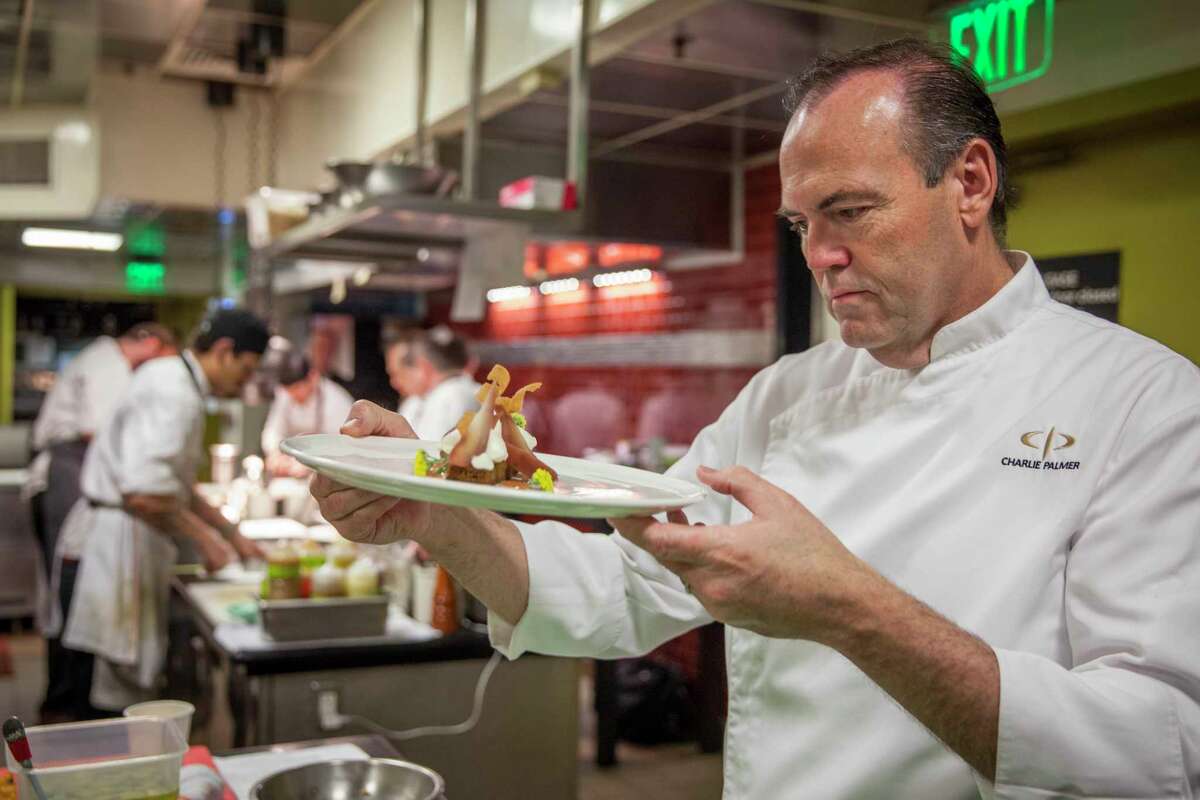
[338,650,503,741]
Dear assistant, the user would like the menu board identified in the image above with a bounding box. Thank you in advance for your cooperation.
[1035,251,1120,323]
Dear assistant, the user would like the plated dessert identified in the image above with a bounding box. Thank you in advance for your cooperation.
[414,365,557,492]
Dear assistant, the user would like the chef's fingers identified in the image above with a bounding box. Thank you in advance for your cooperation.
[319,483,395,523]
[667,510,690,526]
[341,400,417,439]
[696,465,791,517]
[330,494,407,545]
[612,517,712,566]
[310,473,355,500]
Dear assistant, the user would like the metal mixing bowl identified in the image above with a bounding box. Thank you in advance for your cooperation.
[250,758,446,800]
[365,162,453,197]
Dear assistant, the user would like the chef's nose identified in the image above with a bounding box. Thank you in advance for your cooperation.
[803,228,851,274]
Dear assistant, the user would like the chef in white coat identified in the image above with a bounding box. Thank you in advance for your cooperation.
[27,323,177,722]
[311,39,1200,800]
[261,351,354,477]
[385,327,480,441]
[25,323,177,572]
[56,309,270,713]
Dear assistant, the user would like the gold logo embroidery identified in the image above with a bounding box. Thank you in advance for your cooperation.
[1020,427,1076,461]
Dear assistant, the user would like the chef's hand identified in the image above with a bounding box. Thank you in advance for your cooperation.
[267,452,310,478]
[199,530,239,574]
[310,400,434,546]
[230,530,265,562]
[611,465,875,642]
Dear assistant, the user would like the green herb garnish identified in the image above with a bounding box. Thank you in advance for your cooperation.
[414,449,429,477]
[529,468,554,492]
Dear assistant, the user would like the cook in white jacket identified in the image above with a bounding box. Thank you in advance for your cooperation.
[385,327,480,441]
[55,309,270,712]
[312,41,1200,799]
[261,352,354,477]
[27,323,177,721]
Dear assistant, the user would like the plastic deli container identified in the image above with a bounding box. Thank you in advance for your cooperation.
[4,716,186,800]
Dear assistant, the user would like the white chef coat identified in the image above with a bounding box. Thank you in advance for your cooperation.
[399,373,482,441]
[23,336,131,500]
[58,351,210,709]
[490,253,1200,800]
[260,376,354,457]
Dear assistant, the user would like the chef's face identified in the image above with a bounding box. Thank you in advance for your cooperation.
[209,342,263,398]
[285,372,318,405]
[386,343,423,398]
[778,71,971,368]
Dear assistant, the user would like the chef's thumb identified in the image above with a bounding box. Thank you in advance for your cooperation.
[341,400,417,439]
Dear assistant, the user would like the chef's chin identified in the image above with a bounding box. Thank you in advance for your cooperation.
[835,317,892,350]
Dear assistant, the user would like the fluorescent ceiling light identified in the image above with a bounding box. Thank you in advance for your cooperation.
[22,227,123,252]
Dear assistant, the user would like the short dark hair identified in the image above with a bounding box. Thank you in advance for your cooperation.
[191,309,271,356]
[277,352,311,386]
[121,321,177,349]
[409,326,470,373]
[784,38,1011,244]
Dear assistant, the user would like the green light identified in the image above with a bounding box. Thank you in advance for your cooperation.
[126,261,166,294]
[125,221,166,259]
[948,0,1053,93]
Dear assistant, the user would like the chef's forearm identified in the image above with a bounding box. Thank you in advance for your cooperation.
[189,487,238,539]
[421,506,530,626]
[125,493,224,549]
[823,570,1000,780]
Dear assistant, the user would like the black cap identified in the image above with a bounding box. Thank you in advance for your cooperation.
[192,308,271,355]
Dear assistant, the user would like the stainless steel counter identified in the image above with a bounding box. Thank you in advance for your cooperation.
[175,575,579,800]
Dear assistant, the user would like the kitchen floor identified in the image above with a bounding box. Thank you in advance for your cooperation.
[0,631,723,799]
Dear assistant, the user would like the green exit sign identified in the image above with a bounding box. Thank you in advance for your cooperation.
[948,0,1054,93]
[126,261,166,295]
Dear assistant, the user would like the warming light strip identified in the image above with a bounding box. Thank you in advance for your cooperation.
[538,277,580,295]
[592,268,653,288]
[486,285,533,303]
[21,227,124,252]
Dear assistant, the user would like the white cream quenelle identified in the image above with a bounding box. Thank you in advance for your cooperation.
[438,422,536,471]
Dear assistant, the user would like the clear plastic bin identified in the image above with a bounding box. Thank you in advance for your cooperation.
[4,716,185,800]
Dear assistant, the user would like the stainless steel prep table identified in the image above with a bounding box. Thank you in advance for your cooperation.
[175,575,579,800]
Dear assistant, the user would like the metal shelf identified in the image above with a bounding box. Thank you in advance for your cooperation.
[256,193,584,262]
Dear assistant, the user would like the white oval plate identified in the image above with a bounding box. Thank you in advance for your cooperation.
[281,434,705,519]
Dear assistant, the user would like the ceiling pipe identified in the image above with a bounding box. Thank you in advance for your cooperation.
[566,0,592,211]
[412,0,431,165]
[9,0,35,107]
[462,0,486,200]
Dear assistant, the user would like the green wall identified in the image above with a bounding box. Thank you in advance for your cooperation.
[1006,117,1200,365]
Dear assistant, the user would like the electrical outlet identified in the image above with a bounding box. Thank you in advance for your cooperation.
[310,681,344,731]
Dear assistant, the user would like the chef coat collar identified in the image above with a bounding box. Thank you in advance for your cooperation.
[928,250,1049,363]
[181,349,212,397]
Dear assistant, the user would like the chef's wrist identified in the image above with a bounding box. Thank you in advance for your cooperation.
[808,562,895,653]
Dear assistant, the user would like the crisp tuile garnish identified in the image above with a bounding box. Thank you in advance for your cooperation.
[450,382,498,468]
[422,364,554,489]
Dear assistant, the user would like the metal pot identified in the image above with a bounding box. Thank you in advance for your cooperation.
[326,160,375,207]
[366,162,456,198]
[251,758,446,800]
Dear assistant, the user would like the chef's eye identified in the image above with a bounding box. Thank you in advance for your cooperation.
[836,206,867,222]
[789,220,809,237]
